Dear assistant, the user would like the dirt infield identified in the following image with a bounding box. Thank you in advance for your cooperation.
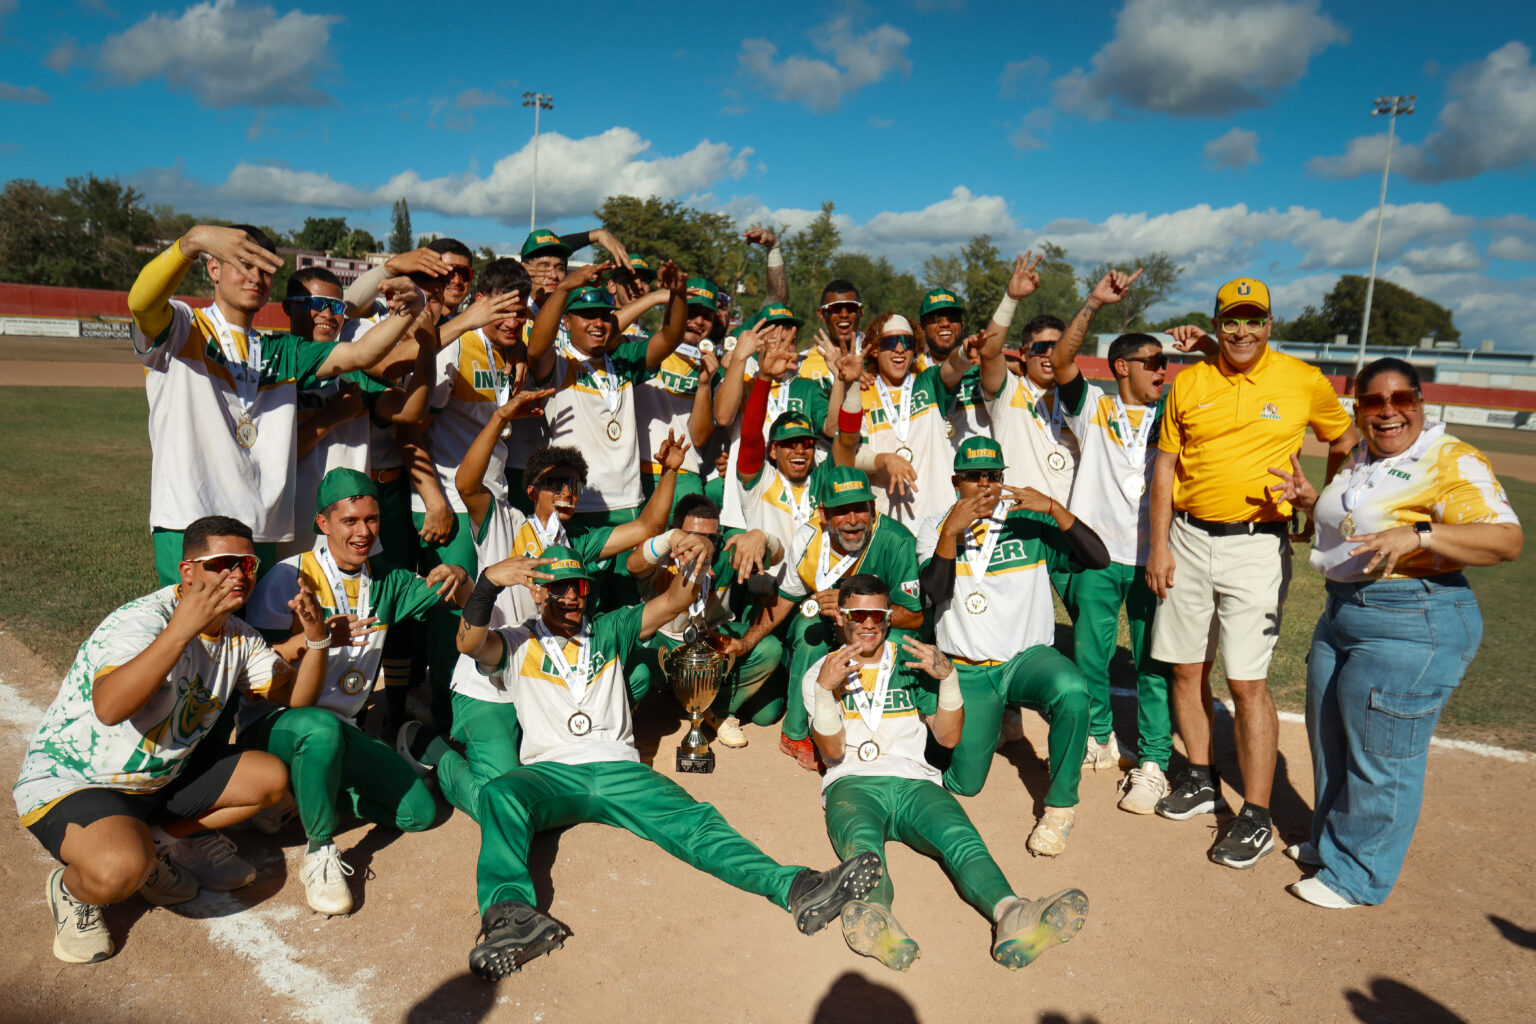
[3,629,1533,1024]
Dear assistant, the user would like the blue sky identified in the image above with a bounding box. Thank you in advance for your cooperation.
[2,0,1534,349]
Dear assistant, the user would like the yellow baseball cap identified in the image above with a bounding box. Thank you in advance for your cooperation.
[1214,277,1271,317]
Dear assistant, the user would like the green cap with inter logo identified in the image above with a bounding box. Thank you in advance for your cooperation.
[314,468,378,532]
[920,288,964,318]
[685,278,719,311]
[540,544,593,583]
[627,255,657,280]
[769,411,817,443]
[566,287,615,314]
[521,229,571,260]
[819,466,874,509]
[757,302,804,328]
[953,436,1007,472]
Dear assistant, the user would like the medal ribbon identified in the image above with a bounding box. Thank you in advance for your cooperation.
[1111,398,1157,464]
[316,544,371,620]
[848,641,895,734]
[587,352,622,415]
[206,303,262,425]
[534,621,593,704]
[875,375,914,444]
[780,477,813,527]
[963,513,1006,580]
[1026,380,1064,442]
[1340,422,1444,517]
[530,510,567,551]
[815,530,864,591]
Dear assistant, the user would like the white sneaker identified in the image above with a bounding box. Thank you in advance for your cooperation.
[713,715,748,749]
[167,831,256,891]
[249,793,297,836]
[996,708,1025,749]
[301,843,355,916]
[1083,734,1133,772]
[1117,761,1169,814]
[1287,876,1358,909]
[47,868,113,964]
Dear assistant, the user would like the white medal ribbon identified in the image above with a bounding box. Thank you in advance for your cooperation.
[489,338,513,409]
[1027,380,1065,442]
[875,375,914,445]
[686,568,712,621]
[1112,398,1156,465]
[1340,421,1445,518]
[534,621,593,704]
[781,478,813,527]
[588,352,622,415]
[316,545,371,620]
[847,642,895,734]
[530,510,568,552]
[815,533,862,591]
[765,380,790,424]
[206,303,262,424]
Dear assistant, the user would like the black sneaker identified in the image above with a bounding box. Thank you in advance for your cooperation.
[468,901,568,980]
[1209,810,1276,869]
[787,852,883,936]
[1155,770,1226,821]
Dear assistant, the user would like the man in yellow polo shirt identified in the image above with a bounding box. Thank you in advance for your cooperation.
[1146,278,1357,869]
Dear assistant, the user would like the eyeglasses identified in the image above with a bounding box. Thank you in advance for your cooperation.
[878,334,915,352]
[546,580,590,599]
[1217,317,1269,335]
[447,266,474,282]
[840,607,891,624]
[1027,341,1056,356]
[1357,389,1421,415]
[819,301,863,316]
[535,473,583,495]
[288,295,346,316]
[1121,353,1168,371]
[189,553,261,575]
[774,438,815,451]
[958,469,1003,483]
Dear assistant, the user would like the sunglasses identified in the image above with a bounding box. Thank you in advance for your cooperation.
[189,552,261,575]
[1357,389,1421,415]
[289,295,346,316]
[841,607,891,625]
[958,469,1003,484]
[1217,317,1268,335]
[447,266,474,282]
[546,579,590,599]
[1121,353,1168,371]
[774,438,816,451]
[878,334,915,352]
[819,301,863,315]
[1027,340,1056,356]
[535,473,583,495]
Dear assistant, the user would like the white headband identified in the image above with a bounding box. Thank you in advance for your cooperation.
[880,314,913,337]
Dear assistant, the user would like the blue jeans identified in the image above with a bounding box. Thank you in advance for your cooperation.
[1305,574,1482,905]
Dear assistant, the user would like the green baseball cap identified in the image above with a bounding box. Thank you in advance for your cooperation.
[921,288,964,318]
[769,411,818,443]
[685,277,718,311]
[566,287,615,314]
[540,544,593,583]
[953,436,1007,473]
[758,302,805,328]
[819,466,874,509]
[314,468,379,532]
[627,255,657,280]
[521,228,571,260]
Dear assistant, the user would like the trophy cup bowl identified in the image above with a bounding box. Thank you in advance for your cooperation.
[658,633,737,773]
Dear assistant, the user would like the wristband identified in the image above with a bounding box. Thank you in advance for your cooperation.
[854,447,879,473]
[811,683,844,737]
[305,633,332,651]
[641,531,674,566]
[838,407,864,435]
[992,294,1019,329]
[766,246,784,269]
[937,667,963,711]
[462,572,504,628]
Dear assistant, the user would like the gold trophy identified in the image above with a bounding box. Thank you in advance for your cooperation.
[658,575,736,772]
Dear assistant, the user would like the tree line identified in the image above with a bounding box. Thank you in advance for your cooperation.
[0,175,1458,350]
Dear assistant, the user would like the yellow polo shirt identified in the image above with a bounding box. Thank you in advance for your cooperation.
[1157,346,1351,523]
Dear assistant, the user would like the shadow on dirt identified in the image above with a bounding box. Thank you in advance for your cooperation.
[1345,977,1468,1023]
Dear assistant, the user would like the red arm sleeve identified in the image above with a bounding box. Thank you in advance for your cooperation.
[738,376,771,478]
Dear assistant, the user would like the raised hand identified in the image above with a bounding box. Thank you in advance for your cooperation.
[1165,324,1214,353]
[879,453,918,499]
[1090,267,1144,306]
[656,429,691,472]
[187,225,282,275]
[999,484,1052,515]
[671,531,714,581]
[561,261,614,293]
[424,563,470,601]
[460,290,526,331]
[759,336,796,380]
[941,491,1001,538]
[288,579,327,639]
[1266,453,1317,512]
[742,227,779,249]
[816,644,859,693]
[381,276,426,317]
[385,247,452,279]
[1006,251,1045,300]
[723,530,769,583]
[589,229,631,272]
[899,634,953,681]
[172,570,246,636]
[656,259,686,295]
[484,555,556,589]
[496,386,555,423]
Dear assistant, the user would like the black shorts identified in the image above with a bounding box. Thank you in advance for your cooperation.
[24,745,247,862]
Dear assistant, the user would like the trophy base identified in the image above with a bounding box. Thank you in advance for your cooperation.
[676,748,715,774]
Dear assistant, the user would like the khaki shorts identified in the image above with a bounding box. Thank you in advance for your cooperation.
[1151,515,1292,679]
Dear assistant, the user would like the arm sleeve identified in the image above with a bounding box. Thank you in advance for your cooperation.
[345,263,392,312]
[1050,515,1112,572]
[128,241,196,346]
[1056,372,1087,417]
[919,553,957,608]
[738,377,772,478]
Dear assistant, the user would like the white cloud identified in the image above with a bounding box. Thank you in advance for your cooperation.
[739,16,911,112]
[998,57,1048,97]
[1010,109,1052,152]
[0,81,48,103]
[1308,41,1536,183]
[455,87,507,111]
[1053,0,1346,118]
[97,0,340,108]
[1490,236,1536,261]
[1399,241,1484,274]
[1203,127,1260,170]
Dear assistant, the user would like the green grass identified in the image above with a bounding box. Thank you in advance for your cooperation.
[2,386,1532,749]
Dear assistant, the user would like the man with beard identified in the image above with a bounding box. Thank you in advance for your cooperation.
[128,225,426,585]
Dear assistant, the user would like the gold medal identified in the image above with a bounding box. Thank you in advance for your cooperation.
[1046,449,1068,472]
[698,339,715,356]
[1340,513,1355,538]
[606,420,622,441]
[235,417,258,448]
[339,669,368,695]
[945,422,955,438]
[568,711,593,736]
[1122,475,1146,499]
[801,597,821,619]
[964,592,988,615]
[895,445,914,462]
[856,740,880,762]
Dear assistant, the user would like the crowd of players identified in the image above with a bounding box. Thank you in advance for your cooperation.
[16,220,1387,977]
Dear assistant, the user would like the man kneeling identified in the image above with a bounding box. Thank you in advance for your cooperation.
[804,574,1089,970]
[13,516,329,963]
[455,544,882,980]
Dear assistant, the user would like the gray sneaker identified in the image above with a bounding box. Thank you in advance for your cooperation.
[47,868,113,964]
[1209,810,1276,869]
[1155,770,1227,821]
[139,850,199,906]
[167,831,255,891]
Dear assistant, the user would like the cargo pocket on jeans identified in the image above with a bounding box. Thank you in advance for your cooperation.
[1363,689,1446,759]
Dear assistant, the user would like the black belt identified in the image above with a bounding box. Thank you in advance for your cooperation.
[1178,511,1287,538]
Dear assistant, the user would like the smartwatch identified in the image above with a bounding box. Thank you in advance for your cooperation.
[1413,521,1432,548]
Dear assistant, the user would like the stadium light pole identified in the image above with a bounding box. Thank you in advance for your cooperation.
[523,91,554,232]
[1356,94,1415,377]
